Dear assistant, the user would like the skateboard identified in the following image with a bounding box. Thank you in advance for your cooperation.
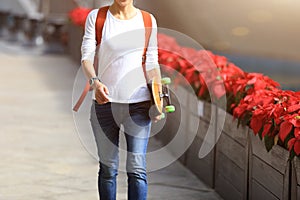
[150,77,175,119]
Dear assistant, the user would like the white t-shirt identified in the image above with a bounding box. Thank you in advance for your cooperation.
[81,8,159,103]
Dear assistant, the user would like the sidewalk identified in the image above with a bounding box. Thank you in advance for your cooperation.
[0,40,222,200]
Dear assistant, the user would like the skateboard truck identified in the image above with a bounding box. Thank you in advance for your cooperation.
[158,77,176,119]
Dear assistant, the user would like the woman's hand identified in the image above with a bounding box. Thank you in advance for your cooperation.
[93,81,110,104]
[153,115,162,123]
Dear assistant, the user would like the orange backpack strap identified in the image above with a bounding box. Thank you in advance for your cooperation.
[73,6,109,112]
[96,6,109,46]
[141,10,152,81]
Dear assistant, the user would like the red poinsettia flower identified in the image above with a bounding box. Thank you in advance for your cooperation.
[212,81,226,99]
[288,127,300,155]
[262,123,272,138]
[285,114,300,128]
[279,121,293,142]
[288,138,300,155]
[158,33,181,53]
[69,7,92,27]
[250,109,266,134]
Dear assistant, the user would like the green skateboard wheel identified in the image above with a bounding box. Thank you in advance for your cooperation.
[165,105,175,113]
[160,113,165,119]
[161,77,171,85]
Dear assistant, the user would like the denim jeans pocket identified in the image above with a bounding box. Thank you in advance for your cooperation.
[129,101,151,126]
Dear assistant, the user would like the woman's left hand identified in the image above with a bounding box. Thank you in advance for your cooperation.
[153,115,162,123]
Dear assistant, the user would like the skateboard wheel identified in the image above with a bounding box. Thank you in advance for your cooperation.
[161,77,171,85]
[160,113,165,119]
[165,105,175,113]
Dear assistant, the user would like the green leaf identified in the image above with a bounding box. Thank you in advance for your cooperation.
[289,149,296,160]
[258,127,264,140]
[242,112,252,126]
[245,84,254,92]
[272,118,276,127]
[237,119,241,128]
[264,135,275,152]
[283,128,295,147]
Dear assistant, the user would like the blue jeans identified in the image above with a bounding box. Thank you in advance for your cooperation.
[90,100,151,200]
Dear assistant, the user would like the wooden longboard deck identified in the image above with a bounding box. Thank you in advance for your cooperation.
[151,77,163,114]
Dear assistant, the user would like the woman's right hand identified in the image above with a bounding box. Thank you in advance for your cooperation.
[93,81,110,104]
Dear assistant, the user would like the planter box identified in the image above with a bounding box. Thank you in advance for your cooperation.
[155,86,184,146]
[68,24,83,63]
[291,158,300,200]
[214,108,249,200]
[249,132,290,200]
[155,84,294,200]
[185,102,216,188]
[154,86,192,163]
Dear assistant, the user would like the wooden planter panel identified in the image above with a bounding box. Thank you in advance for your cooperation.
[251,156,284,198]
[199,101,213,123]
[219,108,248,147]
[251,179,279,200]
[215,109,249,200]
[249,132,290,200]
[215,171,243,200]
[186,120,215,188]
[291,158,300,200]
[216,131,248,170]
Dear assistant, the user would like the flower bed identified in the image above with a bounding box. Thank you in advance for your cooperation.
[157,34,299,199]
[67,7,91,61]
[157,33,300,158]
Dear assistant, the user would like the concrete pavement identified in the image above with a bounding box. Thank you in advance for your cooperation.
[0,40,222,200]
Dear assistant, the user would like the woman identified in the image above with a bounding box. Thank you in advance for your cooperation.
[81,0,161,199]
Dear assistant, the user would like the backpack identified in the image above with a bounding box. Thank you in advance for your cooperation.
[73,6,153,112]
